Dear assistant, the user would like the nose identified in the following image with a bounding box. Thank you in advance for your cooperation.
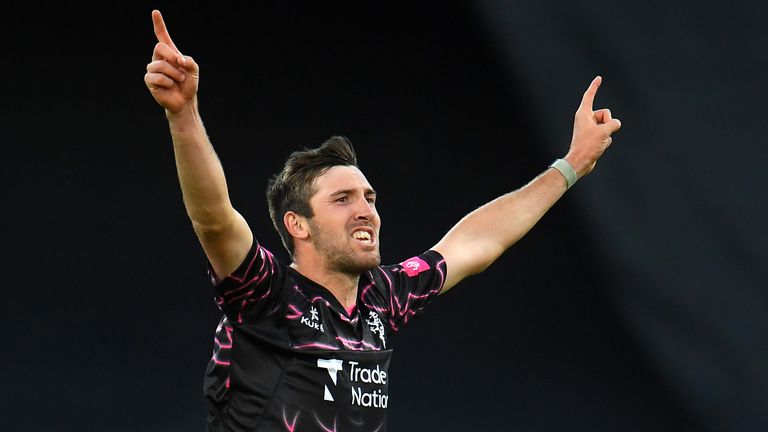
[354,197,375,221]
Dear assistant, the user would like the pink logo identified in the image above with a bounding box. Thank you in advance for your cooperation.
[400,257,430,277]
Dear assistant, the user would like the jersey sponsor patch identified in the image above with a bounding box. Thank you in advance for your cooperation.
[399,256,430,277]
[316,358,390,409]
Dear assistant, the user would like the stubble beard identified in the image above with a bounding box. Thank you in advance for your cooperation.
[311,222,381,275]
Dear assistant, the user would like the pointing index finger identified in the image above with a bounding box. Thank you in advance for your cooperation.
[152,9,180,53]
[579,75,602,112]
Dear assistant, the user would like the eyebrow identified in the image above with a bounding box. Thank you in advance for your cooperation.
[329,187,377,197]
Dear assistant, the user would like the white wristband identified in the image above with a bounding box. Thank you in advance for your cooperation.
[549,158,578,189]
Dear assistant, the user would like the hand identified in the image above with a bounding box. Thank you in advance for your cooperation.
[144,10,200,114]
[565,76,622,178]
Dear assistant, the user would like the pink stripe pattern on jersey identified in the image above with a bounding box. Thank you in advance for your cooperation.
[282,407,299,432]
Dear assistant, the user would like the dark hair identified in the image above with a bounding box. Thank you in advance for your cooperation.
[266,136,358,258]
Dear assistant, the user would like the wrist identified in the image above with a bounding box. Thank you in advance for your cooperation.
[549,158,578,189]
[563,152,594,178]
[166,100,201,133]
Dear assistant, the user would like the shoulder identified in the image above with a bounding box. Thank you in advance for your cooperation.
[379,249,446,278]
[363,250,447,294]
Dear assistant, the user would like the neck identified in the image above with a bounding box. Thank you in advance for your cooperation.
[290,261,360,311]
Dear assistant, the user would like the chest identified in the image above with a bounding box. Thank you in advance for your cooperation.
[280,285,389,351]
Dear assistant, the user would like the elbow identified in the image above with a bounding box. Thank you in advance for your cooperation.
[460,246,502,277]
[189,206,236,237]
[469,244,505,275]
[465,259,494,277]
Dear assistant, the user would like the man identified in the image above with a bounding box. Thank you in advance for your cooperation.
[144,8,621,432]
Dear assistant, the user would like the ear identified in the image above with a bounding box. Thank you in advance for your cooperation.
[284,211,309,240]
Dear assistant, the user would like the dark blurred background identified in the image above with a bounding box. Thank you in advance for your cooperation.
[3,1,766,431]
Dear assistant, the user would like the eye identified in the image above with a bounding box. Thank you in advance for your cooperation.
[335,196,349,203]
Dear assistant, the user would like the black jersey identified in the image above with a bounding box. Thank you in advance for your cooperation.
[203,239,446,432]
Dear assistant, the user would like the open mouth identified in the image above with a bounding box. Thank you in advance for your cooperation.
[352,230,372,243]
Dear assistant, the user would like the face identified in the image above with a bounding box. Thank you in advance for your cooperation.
[306,165,381,274]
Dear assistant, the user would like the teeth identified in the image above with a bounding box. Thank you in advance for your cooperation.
[353,231,371,241]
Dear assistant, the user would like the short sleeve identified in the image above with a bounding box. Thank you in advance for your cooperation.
[364,250,447,333]
[207,239,285,324]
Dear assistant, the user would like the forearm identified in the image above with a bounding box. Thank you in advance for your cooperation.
[166,101,234,230]
[487,168,566,245]
[454,168,566,263]
[433,167,568,291]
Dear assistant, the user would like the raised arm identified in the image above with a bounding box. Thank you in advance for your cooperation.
[432,76,621,292]
[144,10,252,280]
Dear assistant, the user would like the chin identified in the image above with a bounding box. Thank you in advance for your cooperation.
[339,253,381,274]
[358,254,381,271]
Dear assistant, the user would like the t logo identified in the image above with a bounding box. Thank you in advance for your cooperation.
[316,359,344,402]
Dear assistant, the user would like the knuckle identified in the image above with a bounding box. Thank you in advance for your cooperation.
[147,61,163,73]
[146,73,159,84]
